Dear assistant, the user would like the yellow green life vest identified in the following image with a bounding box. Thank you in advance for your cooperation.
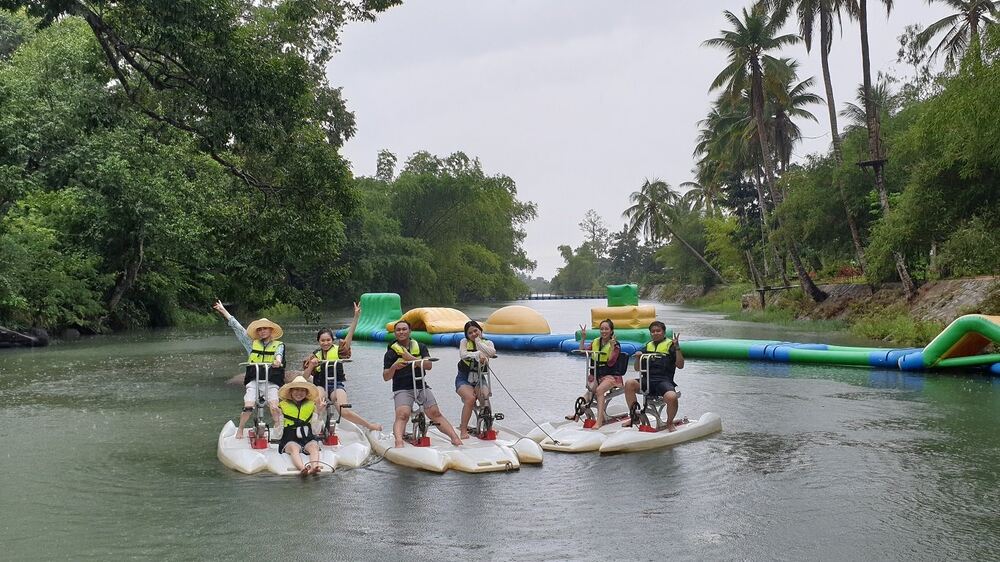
[645,340,673,354]
[590,338,613,363]
[313,346,339,371]
[461,338,490,369]
[280,400,315,428]
[248,339,282,364]
[390,340,421,365]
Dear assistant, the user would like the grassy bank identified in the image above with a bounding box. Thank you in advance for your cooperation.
[673,283,947,345]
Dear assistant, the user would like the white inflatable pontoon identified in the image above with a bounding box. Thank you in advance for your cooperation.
[368,426,541,473]
[526,402,632,452]
[217,420,372,475]
[598,411,722,453]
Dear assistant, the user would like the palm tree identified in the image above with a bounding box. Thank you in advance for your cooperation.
[623,178,726,283]
[915,0,1000,68]
[679,179,725,216]
[856,0,917,299]
[704,6,827,302]
[840,76,897,129]
[763,0,869,275]
[766,58,822,173]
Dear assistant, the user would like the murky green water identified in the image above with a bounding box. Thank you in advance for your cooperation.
[1,300,998,560]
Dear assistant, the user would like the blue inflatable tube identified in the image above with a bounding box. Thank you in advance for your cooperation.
[990,362,1000,376]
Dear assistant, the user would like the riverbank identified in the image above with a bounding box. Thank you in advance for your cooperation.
[646,277,1000,346]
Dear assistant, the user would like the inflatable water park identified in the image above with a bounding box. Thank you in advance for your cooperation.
[339,286,1000,374]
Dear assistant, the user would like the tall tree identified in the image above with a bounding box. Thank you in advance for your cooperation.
[623,179,726,283]
[856,0,917,298]
[578,209,610,256]
[704,6,826,301]
[915,0,1000,67]
[764,0,869,275]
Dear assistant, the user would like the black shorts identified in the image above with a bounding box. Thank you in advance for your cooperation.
[647,380,676,398]
[278,431,316,454]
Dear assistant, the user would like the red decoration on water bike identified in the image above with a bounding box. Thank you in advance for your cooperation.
[324,434,340,446]
[479,429,497,441]
[638,425,656,433]
[249,430,269,449]
[582,419,596,429]
[412,436,431,447]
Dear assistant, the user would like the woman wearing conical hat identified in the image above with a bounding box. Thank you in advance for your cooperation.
[213,300,285,439]
[277,375,323,476]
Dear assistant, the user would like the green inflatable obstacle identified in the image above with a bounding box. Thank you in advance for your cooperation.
[607,284,639,307]
[355,293,403,338]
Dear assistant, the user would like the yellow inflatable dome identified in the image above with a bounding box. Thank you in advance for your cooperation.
[590,305,656,329]
[482,305,551,335]
[386,307,471,334]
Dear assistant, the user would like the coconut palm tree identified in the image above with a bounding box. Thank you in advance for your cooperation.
[766,58,822,173]
[856,0,917,299]
[840,76,897,129]
[704,6,827,302]
[679,179,726,216]
[763,0,870,276]
[915,0,1000,68]
[623,178,726,283]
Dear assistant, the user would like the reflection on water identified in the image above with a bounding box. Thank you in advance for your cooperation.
[1,300,999,560]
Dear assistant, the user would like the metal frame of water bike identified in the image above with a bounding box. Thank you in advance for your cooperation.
[240,362,271,449]
[405,357,438,447]
[318,359,352,446]
[630,352,685,433]
[466,355,504,440]
[570,349,626,428]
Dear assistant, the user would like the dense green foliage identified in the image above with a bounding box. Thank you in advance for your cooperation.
[575,6,1000,296]
[0,6,535,332]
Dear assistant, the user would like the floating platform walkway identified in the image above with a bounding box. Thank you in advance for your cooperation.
[339,293,1000,374]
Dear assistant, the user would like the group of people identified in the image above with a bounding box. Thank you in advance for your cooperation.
[212,301,501,472]
[568,318,684,431]
[213,301,685,475]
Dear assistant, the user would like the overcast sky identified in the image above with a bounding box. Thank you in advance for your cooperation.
[326,1,951,279]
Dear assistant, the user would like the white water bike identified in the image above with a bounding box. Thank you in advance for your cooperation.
[217,361,372,475]
[526,349,632,452]
[599,352,722,453]
[368,356,542,473]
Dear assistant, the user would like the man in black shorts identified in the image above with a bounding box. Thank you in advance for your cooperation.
[624,321,684,431]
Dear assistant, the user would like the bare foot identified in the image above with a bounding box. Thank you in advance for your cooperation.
[367,422,383,432]
[460,431,469,440]
[666,423,676,433]
[450,437,462,446]
[299,466,310,476]
[309,463,322,475]
[394,440,404,448]
[236,430,244,439]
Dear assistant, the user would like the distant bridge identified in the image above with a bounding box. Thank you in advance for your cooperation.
[518,292,605,300]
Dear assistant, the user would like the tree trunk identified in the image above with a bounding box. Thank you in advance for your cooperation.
[751,61,827,302]
[107,236,144,313]
[820,13,868,276]
[663,226,726,284]
[859,0,916,300]
[751,171,774,281]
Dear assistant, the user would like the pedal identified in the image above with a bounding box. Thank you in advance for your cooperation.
[493,412,504,421]
[340,403,352,409]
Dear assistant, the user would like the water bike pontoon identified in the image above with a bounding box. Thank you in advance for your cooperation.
[526,349,633,452]
[368,357,540,473]
[599,353,721,453]
[217,362,372,475]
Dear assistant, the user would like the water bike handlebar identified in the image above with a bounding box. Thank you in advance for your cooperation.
[318,359,352,364]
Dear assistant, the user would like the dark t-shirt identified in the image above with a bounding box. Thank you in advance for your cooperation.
[383,340,431,392]
[640,341,677,384]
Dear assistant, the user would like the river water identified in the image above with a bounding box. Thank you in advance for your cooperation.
[1,300,998,561]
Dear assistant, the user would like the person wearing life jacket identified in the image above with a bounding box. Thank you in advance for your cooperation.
[623,321,685,432]
[277,375,322,476]
[301,302,382,432]
[212,300,285,439]
[382,320,463,448]
[576,318,627,429]
[454,320,497,440]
